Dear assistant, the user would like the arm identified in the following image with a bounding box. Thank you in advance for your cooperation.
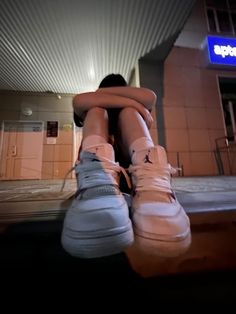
[96,86,157,111]
[73,91,153,128]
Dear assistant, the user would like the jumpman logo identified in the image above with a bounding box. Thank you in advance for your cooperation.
[144,150,153,164]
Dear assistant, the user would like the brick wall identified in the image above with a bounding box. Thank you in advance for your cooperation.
[0,92,82,180]
[163,46,236,176]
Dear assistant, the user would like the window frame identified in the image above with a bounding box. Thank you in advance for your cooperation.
[205,0,236,35]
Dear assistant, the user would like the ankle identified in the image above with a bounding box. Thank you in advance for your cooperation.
[80,142,115,162]
[129,137,154,158]
[82,135,107,151]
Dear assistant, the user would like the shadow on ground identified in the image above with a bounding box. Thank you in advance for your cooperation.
[0,220,235,308]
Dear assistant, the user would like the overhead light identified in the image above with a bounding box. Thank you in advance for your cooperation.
[22,107,33,116]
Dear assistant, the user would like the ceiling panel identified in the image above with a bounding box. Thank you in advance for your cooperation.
[0,0,195,93]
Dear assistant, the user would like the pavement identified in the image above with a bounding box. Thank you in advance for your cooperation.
[0,176,236,215]
[174,175,236,213]
[0,176,236,228]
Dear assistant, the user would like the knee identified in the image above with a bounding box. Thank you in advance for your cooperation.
[119,107,139,119]
[85,107,108,119]
[87,107,107,115]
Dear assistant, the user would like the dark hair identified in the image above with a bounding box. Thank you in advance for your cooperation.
[99,74,127,88]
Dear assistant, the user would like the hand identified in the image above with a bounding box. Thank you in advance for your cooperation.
[139,106,153,129]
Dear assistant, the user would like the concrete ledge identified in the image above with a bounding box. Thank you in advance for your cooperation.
[0,198,236,278]
[177,191,236,213]
[126,211,236,277]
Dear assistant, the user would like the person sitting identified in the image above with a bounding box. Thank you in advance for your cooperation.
[61,74,191,258]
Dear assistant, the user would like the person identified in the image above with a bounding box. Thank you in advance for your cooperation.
[61,73,191,258]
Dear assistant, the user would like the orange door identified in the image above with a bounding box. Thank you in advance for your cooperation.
[0,121,44,180]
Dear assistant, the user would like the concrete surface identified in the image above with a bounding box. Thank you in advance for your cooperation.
[0,176,236,222]
[0,176,236,279]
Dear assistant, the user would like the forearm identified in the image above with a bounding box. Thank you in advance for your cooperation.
[96,86,156,110]
[73,92,145,119]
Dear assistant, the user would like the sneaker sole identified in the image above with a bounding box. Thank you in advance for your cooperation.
[61,195,134,258]
[62,221,133,258]
[133,226,191,257]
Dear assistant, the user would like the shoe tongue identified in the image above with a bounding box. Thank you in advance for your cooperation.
[82,143,115,162]
[132,146,168,166]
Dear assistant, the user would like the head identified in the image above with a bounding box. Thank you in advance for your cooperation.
[98,73,127,88]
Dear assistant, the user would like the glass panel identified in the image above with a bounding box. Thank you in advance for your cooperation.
[231,13,236,32]
[222,100,234,140]
[228,0,236,11]
[207,9,217,31]
[233,102,236,124]
[206,0,228,9]
[217,10,232,32]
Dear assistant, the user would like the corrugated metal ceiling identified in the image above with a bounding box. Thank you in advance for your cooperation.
[0,0,195,93]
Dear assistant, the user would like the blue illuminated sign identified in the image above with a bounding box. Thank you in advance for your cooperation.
[207,36,236,67]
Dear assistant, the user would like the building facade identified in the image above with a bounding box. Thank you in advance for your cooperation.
[0,0,235,180]
[139,0,236,176]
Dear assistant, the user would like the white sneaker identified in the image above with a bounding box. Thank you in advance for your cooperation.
[129,146,191,257]
[61,143,133,258]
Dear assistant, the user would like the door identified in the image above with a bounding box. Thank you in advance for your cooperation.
[228,100,236,141]
[219,77,236,142]
[0,121,44,180]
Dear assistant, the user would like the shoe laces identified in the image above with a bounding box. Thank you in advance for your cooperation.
[60,166,76,192]
[78,154,131,190]
[61,154,131,192]
[128,162,177,194]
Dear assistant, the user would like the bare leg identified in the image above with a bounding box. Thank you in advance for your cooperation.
[78,107,116,160]
[117,107,154,162]
[117,107,170,203]
[117,107,191,257]
[62,106,134,258]
[82,107,109,147]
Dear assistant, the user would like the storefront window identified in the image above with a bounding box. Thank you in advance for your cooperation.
[205,0,236,34]
[207,9,217,31]
[229,0,236,10]
[219,77,236,142]
[232,12,236,32]
[206,0,228,9]
[217,10,232,32]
